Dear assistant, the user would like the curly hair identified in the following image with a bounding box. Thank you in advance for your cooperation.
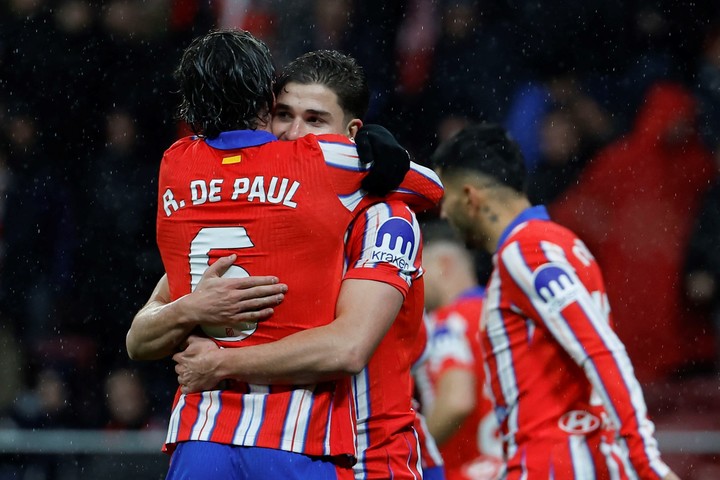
[274,50,369,120]
[174,29,275,138]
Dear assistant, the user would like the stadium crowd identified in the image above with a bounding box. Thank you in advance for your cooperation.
[0,0,719,477]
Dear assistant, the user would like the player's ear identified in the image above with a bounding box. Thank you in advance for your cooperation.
[464,183,486,210]
[347,118,363,140]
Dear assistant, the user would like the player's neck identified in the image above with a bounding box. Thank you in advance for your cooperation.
[484,197,531,252]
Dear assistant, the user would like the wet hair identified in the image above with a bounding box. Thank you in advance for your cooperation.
[274,50,369,120]
[430,122,527,193]
[174,29,275,138]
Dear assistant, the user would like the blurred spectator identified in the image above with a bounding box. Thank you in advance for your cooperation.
[73,108,163,365]
[684,147,720,372]
[425,1,521,129]
[505,72,614,173]
[11,365,75,429]
[0,105,77,347]
[526,104,608,205]
[695,22,720,151]
[551,81,716,383]
[104,368,163,430]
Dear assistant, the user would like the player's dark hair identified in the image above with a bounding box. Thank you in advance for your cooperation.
[175,29,275,138]
[430,122,527,193]
[274,50,369,120]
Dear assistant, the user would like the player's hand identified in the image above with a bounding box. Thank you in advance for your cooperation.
[181,254,288,327]
[356,124,410,196]
[174,335,222,394]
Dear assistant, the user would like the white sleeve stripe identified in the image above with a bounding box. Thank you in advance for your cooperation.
[409,161,443,187]
[318,141,366,171]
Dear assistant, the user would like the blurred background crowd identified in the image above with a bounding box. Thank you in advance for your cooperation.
[0,0,719,469]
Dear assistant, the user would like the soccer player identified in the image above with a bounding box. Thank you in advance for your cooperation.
[126,33,442,480]
[169,50,441,480]
[414,221,502,480]
[431,123,680,480]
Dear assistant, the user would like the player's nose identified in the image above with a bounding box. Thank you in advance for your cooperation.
[285,120,304,141]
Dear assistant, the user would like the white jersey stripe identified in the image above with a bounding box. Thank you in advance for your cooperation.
[165,394,186,445]
[281,387,314,451]
[190,392,216,440]
[569,435,596,479]
[484,264,520,458]
[232,384,269,445]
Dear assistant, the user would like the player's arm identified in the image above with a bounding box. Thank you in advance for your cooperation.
[425,367,476,445]
[126,255,287,361]
[174,200,419,390]
[354,124,444,211]
[174,278,403,389]
[314,131,444,215]
[501,240,674,480]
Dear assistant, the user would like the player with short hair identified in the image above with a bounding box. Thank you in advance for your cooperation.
[126,33,442,480]
[431,123,679,480]
[414,221,502,480]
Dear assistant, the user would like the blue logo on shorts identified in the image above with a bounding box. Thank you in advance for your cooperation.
[533,264,578,310]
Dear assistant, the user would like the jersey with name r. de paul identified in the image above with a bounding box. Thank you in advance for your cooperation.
[157,130,443,461]
[343,200,425,479]
[483,206,670,479]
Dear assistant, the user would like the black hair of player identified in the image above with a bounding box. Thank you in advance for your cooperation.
[274,50,370,120]
[430,122,527,193]
[175,29,275,138]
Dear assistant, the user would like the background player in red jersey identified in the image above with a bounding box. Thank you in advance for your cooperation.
[127,38,442,480]
[414,220,502,480]
[431,123,680,480]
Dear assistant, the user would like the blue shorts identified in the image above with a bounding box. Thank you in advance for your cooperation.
[166,442,344,480]
[424,465,447,480]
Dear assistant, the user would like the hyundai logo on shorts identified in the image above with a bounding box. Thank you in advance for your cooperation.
[533,263,579,311]
[371,217,417,271]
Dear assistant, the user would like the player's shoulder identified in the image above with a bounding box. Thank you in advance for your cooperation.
[164,135,197,156]
[501,217,578,252]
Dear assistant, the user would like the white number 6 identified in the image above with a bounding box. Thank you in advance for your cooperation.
[190,226,257,342]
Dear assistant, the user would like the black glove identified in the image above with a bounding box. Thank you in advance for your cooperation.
[355,124,410,196]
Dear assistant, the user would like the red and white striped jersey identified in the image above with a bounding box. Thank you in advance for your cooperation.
[343,200,425,479]
[416,288,502,480]
[156,130,443,461]
[482,206,670,479]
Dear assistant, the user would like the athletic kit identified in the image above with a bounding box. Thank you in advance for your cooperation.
[343,200,425,479]
[156,129,442,478]
[482,206,671,479]
[416,287,502,480]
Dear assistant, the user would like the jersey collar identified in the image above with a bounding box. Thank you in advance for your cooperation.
[496,205,550,251]
[457,285,486,300]
[204,130,278,150]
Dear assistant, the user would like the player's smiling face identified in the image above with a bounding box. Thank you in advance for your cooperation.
[271,82,356,140]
